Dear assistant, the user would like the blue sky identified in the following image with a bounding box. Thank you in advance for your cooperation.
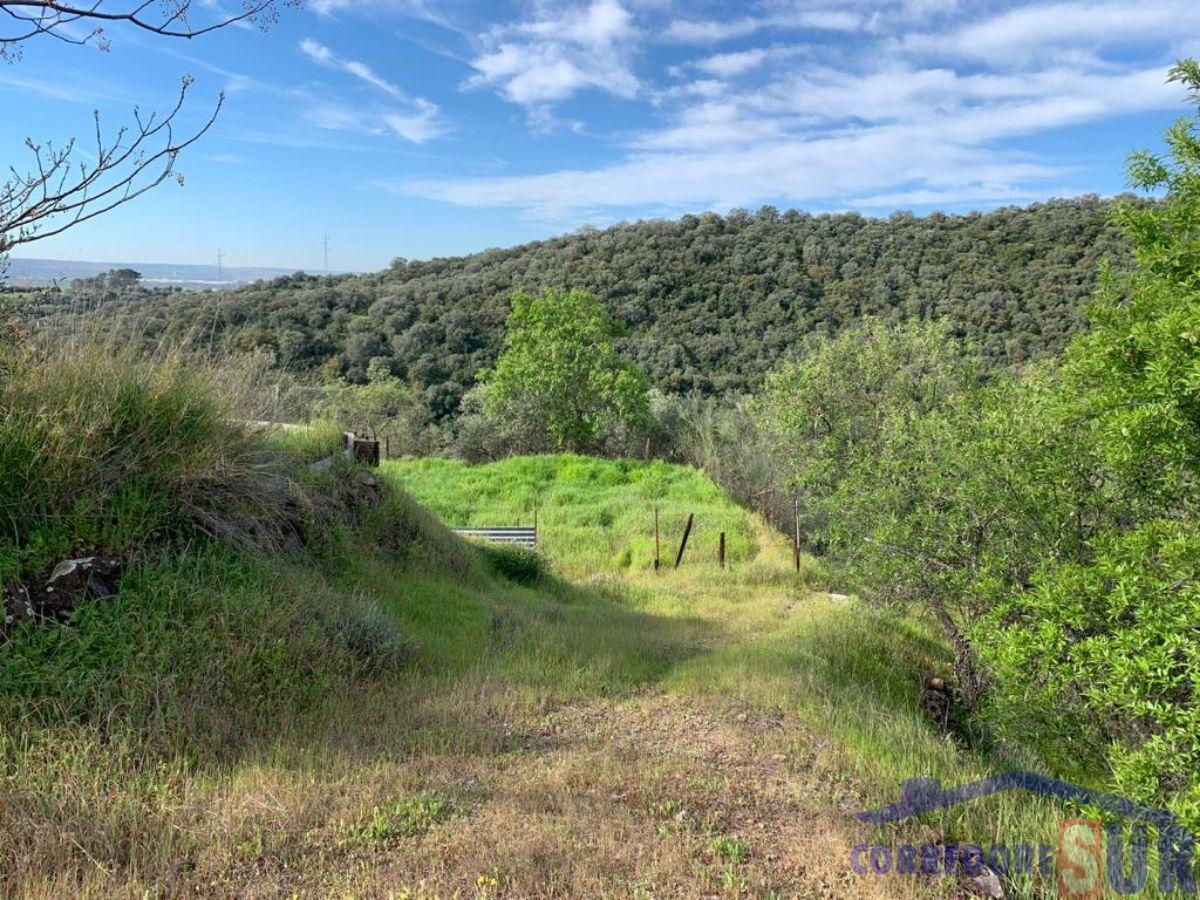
[3,0,1198,270]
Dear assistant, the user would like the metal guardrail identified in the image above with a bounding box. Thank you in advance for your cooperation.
[451,526,538,550]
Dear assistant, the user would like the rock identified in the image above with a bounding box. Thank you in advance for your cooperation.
[920,677,956,734]
[2,584,35,628]
[309,455,335,473]
[1,555,122,641]
[971,869,1004,898]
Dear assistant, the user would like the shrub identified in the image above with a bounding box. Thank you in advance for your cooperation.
[480,543,546,586]
[324,593,413,675]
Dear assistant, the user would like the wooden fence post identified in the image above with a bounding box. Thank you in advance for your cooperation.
[654,506,661,572]
[673,513,694,569]
[793,496,801,572]
[718,531,726,569]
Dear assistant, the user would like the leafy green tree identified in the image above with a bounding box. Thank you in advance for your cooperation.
[980,60,1200,819]
[755,312,1122,709]
[480,289,650,453]
[319,365,433,457]
[14,196,1134,416]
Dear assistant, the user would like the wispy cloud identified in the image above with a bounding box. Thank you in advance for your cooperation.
[693,48,771,78]
[664,9,863,43]
[903,0,1200,63]
[297,38,450,142]
[395,0,1189,219]
[201,152,250,165]
[299,38,406,98]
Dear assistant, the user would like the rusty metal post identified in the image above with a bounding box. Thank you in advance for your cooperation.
[674,513,694,569]
[718,531,726,569]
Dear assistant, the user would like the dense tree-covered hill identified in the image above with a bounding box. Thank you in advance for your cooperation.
[23,196,1136,417]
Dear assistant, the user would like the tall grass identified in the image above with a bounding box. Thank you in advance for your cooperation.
[386,454,762,575]
[0,333,338,583]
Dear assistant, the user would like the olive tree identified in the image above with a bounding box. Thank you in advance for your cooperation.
[479,289,650,454]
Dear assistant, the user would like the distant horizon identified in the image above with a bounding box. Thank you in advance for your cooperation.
[4,191,1135,276]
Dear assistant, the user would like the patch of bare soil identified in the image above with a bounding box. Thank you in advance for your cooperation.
[222,694,931,899]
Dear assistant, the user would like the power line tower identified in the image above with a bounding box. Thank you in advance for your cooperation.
[217,247,224,281]
[323,234,330,272]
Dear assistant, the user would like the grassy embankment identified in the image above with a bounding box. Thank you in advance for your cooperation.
[0,340,1121,897]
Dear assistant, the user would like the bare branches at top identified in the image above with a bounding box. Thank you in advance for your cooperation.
[0,0,296,255]
[1,76,221,252]
[0,0,295,58]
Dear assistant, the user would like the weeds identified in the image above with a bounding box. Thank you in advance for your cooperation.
[347,794,453,849]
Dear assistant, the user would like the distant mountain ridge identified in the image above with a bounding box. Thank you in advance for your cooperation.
[4,257,317,289]
[18,197,1139,418]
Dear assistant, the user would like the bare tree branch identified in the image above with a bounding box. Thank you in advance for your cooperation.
[0,0,297,257]
[0,0,297,58]
[0,77,224,252]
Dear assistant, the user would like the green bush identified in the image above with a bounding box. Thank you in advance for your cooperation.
[480,543,546,586]
[977,61,1200,823]
[324,593,413,674]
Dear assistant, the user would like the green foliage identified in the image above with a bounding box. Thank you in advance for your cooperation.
[347,794,452,849]
[19,198,1136,421]
[981,521,1200,812]
[0,547,354,756]
[755,62,1200,820]
[479,543,546,586]
[324,592,413,675]
[706,835,749,864]
[319,366,436,457]
[479,289,650,453]
[977,60,1200,822]
[756,318,981,497]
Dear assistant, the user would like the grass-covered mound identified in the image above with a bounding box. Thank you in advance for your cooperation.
[386,454,761,574]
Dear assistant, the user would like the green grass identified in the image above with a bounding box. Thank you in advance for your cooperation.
[0,335,1170,897]
[386,454,761,575]
[382,455,1176,898]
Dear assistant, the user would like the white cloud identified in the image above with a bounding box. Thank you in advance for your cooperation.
[906,0,1200,63]
[398,50,1184,216]
[299,38,405,99]
[664,9,862,44]
[694,49,770,78]
[383,99,448,143]
[202,152,250,165]
[367,0,1191,219]
[847,184,1058,209]
[628,101,792,150]
[397,126,1063,219]
[466,0,640,107]
[297,38,450,142]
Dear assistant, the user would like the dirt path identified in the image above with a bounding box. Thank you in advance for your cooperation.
[231,692,926,899]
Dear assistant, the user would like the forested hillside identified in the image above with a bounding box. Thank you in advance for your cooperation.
[24,195,1135,417]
